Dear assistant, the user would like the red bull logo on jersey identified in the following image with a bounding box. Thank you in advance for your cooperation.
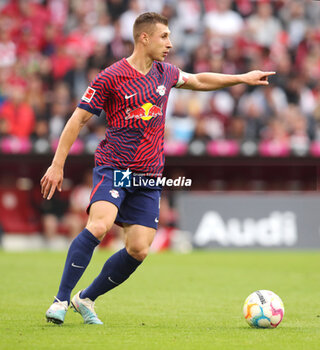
[126,103,163,121]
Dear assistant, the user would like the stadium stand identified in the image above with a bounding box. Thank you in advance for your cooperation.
[0,0,319,156]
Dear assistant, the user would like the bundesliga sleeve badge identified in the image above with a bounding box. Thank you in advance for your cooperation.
[82,87,96,103]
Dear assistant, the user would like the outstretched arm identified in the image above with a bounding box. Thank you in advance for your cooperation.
[178,70,276,91]
[40,107,93,200]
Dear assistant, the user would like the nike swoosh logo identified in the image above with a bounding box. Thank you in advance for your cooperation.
[108,276,120,285]
[71,262,85,269]
[155,218,159,223]
[125,93,137,99]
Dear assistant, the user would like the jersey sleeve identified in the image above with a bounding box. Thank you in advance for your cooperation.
[78,71,111,116]
[163,63,180,88]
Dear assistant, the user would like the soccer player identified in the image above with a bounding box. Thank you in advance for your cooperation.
[42,12,275,324]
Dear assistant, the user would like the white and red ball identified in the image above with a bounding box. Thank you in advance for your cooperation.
[243,290,284,328]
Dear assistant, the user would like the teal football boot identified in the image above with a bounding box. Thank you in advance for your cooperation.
[46,297,68,324]
[71,291,103,325]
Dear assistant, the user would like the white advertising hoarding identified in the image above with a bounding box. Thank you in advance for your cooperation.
[176,193,320,249]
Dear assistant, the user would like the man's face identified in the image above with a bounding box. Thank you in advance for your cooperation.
[146,23,172,61]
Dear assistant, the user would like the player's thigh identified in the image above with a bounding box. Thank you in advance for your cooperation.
[86,201,119,240]
[123,223,156,261]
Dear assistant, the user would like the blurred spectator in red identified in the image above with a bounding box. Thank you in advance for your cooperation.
[0,81,35,139]
[51,44,75,80]
[234,0,254,17]
[66,21,96,58]
[1,0,50,53]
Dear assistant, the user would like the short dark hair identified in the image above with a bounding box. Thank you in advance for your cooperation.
[133,12,168,42]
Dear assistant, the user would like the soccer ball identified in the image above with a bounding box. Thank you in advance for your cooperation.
[243,290,284,328]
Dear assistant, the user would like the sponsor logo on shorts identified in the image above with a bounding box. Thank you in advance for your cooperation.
[114,169,132,187]
[109,189,120,198]
[113,169,192,188]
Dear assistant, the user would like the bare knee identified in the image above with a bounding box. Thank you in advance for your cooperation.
[126,245,149,261]
[86,220,110,241]
[85,201,118,241]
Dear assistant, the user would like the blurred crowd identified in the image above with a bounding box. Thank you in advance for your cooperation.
[1,0,320,157]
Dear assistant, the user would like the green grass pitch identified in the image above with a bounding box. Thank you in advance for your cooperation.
[0,250,319,350]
